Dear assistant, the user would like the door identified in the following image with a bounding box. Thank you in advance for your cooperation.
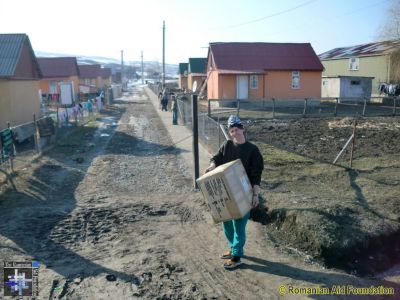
[236,75,248,99]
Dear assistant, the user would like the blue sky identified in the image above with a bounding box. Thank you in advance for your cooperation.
[0,0,390,64]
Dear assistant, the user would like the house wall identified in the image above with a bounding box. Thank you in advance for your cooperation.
[248,74,264,99]
[39,76,80,95]
[188,75,206,92]
[79,78,96,87]
[340,77,372,99]
[264,71,321,99]
[207,71,219,99]
[188,74,193,91]
[0,80,40,129]
[321,55,388,97]
[13,41,41,79]
[219,74,236,99]
[179,76,188,89]
[321,78,340,98]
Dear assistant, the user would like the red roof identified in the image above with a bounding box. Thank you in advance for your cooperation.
[99,67,111,78]
[37,57,79,78]
[209,42,324,72]
[78,64,101,78]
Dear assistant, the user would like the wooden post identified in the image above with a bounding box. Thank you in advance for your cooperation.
[334,98,338,117]
[303,98,308,118]
[272,98,275,118]
[362,98,367,117]
[33,114,39,153]
[6,122,14,172]
[56,106,60,127]
[217,116,221,148]
[192,94,199,189]
[237,99,241,117]
[349,119,357,168]
[333,133,354,164]
[393,97,397,116]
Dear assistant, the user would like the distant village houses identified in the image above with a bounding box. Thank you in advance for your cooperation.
[38,57,80,101]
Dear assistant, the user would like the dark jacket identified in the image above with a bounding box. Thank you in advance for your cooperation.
[211,140,264,185]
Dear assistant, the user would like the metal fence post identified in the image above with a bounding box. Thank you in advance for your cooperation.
[208,99,211,117]
[33,114,39,153]
[303,98,308,118]
[217,116,221,148]
[237,99,241,117]
[192,94,199,190]
[334,98,338,117]
[393,97,397,116]
[362,98,367,117]
[349,118,357,168]
[272,98,275,118]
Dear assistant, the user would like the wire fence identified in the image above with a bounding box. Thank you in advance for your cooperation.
[0,104,102,170]
[206,97,400,121]
[171,94,400,168]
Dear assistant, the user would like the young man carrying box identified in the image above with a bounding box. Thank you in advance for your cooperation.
[205,115,264,269]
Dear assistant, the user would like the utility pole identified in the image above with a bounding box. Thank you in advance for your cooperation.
[162,20,165,89]
[121,50,124,88]
[141,50,144,84]
[192,94,199,189]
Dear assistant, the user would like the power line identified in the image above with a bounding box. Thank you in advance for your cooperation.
[223,0,317,29]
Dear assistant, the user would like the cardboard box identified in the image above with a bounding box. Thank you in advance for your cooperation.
[196,159,252,223]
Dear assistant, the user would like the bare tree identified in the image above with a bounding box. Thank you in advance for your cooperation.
[378,0,400,40]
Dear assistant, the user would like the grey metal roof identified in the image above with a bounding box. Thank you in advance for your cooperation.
[319,40,400,60]
[0,34,26,77]
[0,33,42,78]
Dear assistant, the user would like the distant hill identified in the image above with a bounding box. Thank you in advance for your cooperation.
[35,51,179,77]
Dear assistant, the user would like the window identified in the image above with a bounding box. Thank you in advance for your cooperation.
[292,71,300,89]
[250,75,258,89]
[348,58,359,71]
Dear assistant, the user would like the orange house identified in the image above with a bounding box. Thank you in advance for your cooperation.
[38,57,80,97]
[207,42,324,100]
[78,64,111,93]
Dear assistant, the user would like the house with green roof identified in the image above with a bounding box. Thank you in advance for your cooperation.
[178,62,188,90]
[188,58,207,93]
[0,33,42,129]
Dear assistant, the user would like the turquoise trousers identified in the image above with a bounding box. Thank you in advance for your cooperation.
[222,211,251,258]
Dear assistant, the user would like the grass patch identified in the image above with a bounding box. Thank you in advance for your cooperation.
[55,123,98,155]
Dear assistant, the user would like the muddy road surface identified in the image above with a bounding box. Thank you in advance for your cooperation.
[0,87,399,299]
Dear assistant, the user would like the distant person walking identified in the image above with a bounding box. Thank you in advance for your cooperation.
[171,95,178,125]
[161,89,169,111]
[205,115,264,270]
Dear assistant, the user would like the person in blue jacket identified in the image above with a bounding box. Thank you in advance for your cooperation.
[205,115,264,269]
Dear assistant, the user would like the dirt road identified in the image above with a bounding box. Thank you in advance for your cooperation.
[0,86,398,299]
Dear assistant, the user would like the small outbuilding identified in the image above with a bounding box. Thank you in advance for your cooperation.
[321,76,374,101]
